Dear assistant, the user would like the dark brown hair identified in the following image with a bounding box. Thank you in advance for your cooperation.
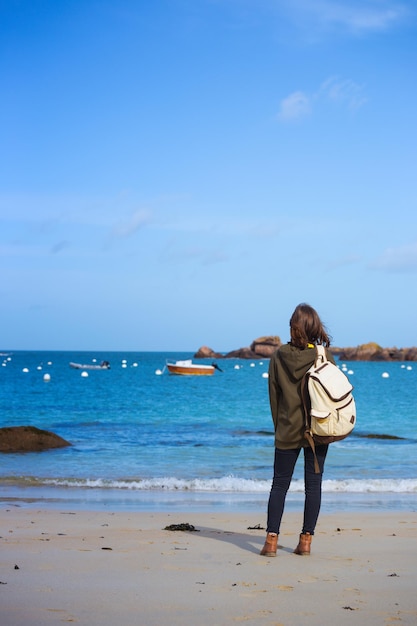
[289,303,331,349]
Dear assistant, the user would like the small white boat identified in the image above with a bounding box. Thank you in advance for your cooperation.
[69,360,111,370]
[166,359,220,376]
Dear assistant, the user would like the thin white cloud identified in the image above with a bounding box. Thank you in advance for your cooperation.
[156,214,283,267]
[159,215,282,239]
[316,0,407,34]
[370,240,417,272]
[320,76,367,110]
[278,75,367,121]
[283,0,409,35]
[277,91,311,121]
[110,209,151,239]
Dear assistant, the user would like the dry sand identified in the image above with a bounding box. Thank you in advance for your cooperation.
[1,506,416,625]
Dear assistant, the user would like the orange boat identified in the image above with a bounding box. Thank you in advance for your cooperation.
[166,359,218,376]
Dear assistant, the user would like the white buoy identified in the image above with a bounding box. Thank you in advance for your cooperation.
[250,362,255,367]
[382,372,389,378]
[43,373,51,382]
[348,369,354,375]
[37,366,42,370]
[133,362,138,367]
[406,365,412,370]
[262,372,269,379]
[22,367,29,373]
[234,365,240,370]
[81,371,89,378]
[155,369,163,376]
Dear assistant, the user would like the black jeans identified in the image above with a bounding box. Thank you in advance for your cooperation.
[266,444,329,535]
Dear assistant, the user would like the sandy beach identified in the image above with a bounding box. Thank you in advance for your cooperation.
[0,506,416,625]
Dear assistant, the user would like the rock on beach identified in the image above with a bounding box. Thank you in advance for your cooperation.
[0,426,71,453]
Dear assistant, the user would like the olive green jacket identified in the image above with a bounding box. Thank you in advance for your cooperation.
[268,343,336,449]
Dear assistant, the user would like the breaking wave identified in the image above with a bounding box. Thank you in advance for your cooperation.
[3,475,416,493]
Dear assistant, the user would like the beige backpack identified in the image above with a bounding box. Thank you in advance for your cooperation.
[302,345,356,473]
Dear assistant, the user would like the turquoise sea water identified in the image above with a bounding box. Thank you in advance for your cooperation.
[1,351,416,512]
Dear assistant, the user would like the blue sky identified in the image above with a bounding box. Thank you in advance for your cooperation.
[1,0,416,352]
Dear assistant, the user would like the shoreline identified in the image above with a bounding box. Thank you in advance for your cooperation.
[1,485,416,514]
[1,507,416,625]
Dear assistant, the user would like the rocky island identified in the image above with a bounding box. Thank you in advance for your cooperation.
[194,336,281,360]
[333,342,417,361]
[195,339,417,361]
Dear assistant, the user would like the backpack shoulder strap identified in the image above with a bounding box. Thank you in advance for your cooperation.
[315,344,327,366]
[302,343,327,474]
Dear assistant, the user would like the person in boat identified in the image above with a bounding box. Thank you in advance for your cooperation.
[260,303,336,558]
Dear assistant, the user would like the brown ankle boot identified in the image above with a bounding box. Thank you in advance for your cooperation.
[294,532,312,555]
[260,533,278,557]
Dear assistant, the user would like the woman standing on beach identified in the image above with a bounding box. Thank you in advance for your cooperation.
[261,303,335,557]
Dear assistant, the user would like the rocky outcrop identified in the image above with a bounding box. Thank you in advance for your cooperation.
[250,336,282,358]
[0,426,71,453]
[195,338,417,361]
[193,345,224,359]
[223,346,260,359]
[336,343,417,361]
[194,336,281,360]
